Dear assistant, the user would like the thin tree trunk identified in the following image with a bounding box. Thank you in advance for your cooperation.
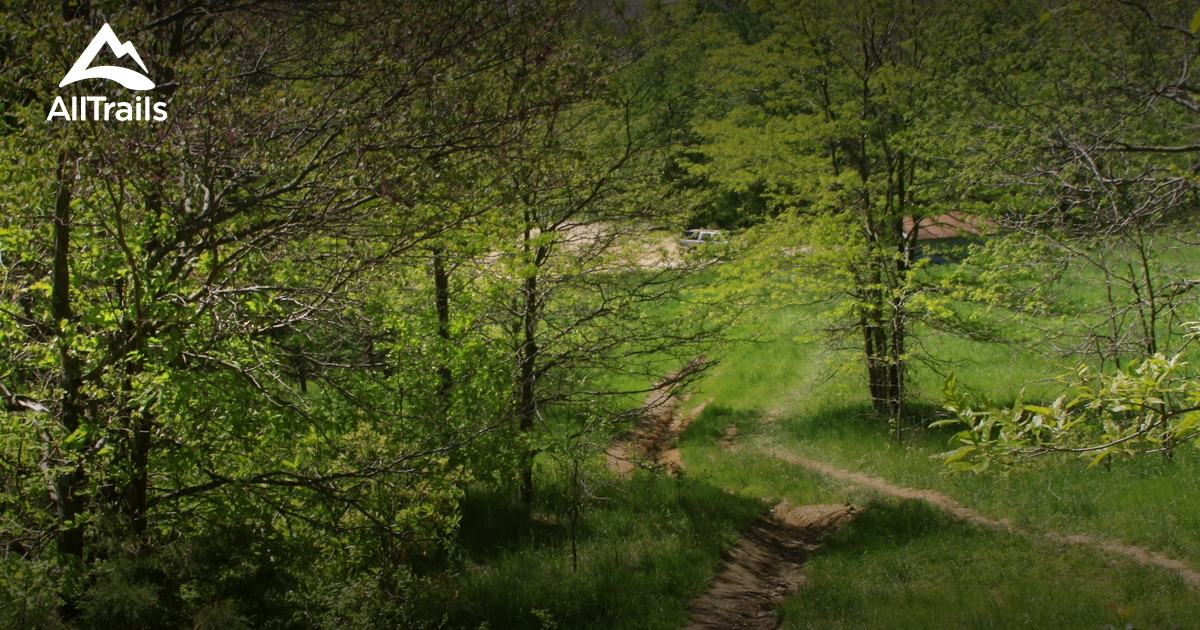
[861,312,882,413]
[871,310,890,416]
[432,247,452,405]
[126,405,151,537]
[515,206,551,505]
[51,153,85,559]
[889,199,912,438]
[862,310,888,416]
[889,308,905,440]
[517,240,541,505]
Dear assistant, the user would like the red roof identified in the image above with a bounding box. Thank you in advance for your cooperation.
[902,212,993,241]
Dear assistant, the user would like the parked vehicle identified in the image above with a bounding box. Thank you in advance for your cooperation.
[679,229,724,247]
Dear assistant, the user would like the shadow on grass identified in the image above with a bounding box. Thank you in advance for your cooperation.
[457,491,570,561]
[780,401,964,445]
[818,497,963,552]
[679,404,763,445]
[416,473,767,630]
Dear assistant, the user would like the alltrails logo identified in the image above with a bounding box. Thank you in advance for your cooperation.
[47,23,168,122]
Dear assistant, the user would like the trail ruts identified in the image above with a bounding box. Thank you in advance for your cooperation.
[605,356,707,476]
[606,363,859,629]
[683,502,855,630]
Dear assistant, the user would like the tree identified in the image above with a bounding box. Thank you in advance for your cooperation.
[944,0,1200,371]
[679,0,969,432]
[447,26,730,503]
[934,0,1200,471]
[0,0,602,624]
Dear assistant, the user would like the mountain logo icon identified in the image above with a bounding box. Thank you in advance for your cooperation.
[59,23,155,91]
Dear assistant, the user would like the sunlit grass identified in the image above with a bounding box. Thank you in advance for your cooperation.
[780,498,1200,629]
[421,247,1200,628]
[681,296,1200,623]
[687,296,1200,562]
[766,402,1200,567]
[677,404,846,506]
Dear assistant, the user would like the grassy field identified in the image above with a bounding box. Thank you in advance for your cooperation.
[670,401,1200,629]
[416,253,1200,629]
[781,498,1200,629]
[409,470,767,629]
[673,301,1200,628]
[683,301,1200,557]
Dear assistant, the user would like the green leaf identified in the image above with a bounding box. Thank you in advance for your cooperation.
[941,445,977,465]
[1191,7,1200,34]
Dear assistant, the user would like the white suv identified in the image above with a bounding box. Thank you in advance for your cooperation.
[680,229,723,247]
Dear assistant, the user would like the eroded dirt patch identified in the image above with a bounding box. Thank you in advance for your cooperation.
[607,369,862,628]
[606,361,707,476]
[605,391,684,475]
[772,501,857,530]
[716,424,741,451]
[683,504,856,630]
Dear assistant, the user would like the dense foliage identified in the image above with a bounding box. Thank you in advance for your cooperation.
[1,0,1198,628]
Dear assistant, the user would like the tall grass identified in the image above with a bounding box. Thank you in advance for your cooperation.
[410,467,765,629]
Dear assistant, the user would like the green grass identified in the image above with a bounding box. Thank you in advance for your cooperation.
[677,405,848,506]
[411,467,766,630]
[416,246,1200,629]
[672,402,1200,628]
[677,297,1200,626]
[768,402,1200,567]
[780,498,1200,629]
[684,299,1200,566]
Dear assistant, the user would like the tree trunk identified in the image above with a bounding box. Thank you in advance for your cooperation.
[863,323,881,414]
[432,247,453,405]
[52,154,85,559]
[125,408,152,537]
[888,308,905,440]
[888,210,912,439]
[860,281,906,430]
[517,270,538,505]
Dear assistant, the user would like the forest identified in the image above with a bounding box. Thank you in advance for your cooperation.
[1,0,1199,628]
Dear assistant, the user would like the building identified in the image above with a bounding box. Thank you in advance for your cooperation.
[902,212,993,263]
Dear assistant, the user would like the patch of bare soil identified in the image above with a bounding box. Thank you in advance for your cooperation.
[605,360,708,476]
[716,424,740,451]
[768,449,1200,590]
[607,369,863,628]
[772,501,857,530]
[683,504,856,630]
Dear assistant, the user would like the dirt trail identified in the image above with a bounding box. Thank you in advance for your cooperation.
[604,383,687,476]
[768,449,1200,590]
[675,425,858,627]
[682,503,855,630]
[606,357,708,476]
[607,365,858,628]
